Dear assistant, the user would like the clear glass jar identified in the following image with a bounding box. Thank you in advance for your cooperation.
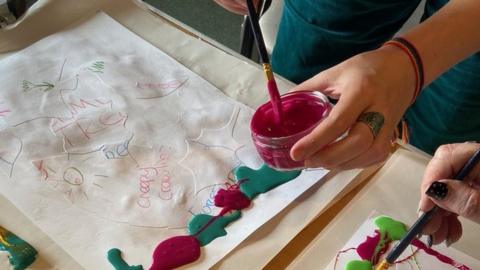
[250,91,332,171]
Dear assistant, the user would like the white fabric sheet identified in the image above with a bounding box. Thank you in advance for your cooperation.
[0,12,328,269]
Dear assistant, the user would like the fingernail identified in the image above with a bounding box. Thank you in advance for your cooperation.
[291,150,305,162]
[426,181,448,200]
[417,205,424,215]
[446,238,453,247]
[427,235,433,247]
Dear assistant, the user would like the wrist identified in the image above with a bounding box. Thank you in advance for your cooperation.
[376,44,418,105]
[383,37,425,104]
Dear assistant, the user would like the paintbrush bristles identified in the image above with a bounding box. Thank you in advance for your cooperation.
[375,260,391,270]
[262,63,274,81]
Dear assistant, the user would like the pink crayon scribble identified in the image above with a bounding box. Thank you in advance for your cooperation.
[33,160,49,181]
[51,91,127,147]
[136,79,186,90]
[51,96,114,133]
[135,78,188,99]
[98,111,127,126]
[54,112,127,148]
[136,149,174,208]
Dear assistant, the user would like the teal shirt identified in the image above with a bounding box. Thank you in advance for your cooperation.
[271,0,480,154]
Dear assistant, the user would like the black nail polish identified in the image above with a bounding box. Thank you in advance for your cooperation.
[426,181,448,200]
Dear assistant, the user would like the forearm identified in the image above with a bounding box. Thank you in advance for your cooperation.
[402,0,480,85]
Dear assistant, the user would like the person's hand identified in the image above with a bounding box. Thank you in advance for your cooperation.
[418,143,480,246]
[289,46,416,170]
[213,0,260,15]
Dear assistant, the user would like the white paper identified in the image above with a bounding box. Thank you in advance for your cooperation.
[0,12,328,269]
[325,214,480,270]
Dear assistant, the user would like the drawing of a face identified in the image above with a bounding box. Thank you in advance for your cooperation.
[63,167,84,185]
[33,156,98,204]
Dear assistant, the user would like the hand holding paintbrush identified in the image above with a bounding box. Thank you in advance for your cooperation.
[419,143,480,241]
[376,143,480,269]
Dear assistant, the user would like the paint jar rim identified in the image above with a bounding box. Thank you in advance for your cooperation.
[250,90,332,142]
[250,90,332,170]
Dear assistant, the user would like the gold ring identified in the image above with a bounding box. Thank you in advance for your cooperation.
[357,112,385,138]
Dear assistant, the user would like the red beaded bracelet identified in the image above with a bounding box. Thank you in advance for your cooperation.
[383,37,425,104]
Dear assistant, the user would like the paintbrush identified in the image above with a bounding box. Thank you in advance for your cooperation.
[245,0,283,124]
[375,148,480,270]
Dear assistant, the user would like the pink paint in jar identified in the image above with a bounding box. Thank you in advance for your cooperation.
[250,91,332,171]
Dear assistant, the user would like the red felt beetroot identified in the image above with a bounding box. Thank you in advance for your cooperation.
[356,231,381,261]
[150,235,200,270]
[214,188,251,210]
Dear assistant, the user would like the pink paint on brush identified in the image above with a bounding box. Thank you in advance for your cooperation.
[267,79,283,124]
[251,91,332,170]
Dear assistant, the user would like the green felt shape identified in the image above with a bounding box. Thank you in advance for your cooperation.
[234,164,301,199]
[345,216,408,268]
[107,248,143,270]
[0,227,37,270]
[345,260,373,270]
[374,216,408,241]
[188,211,241,246]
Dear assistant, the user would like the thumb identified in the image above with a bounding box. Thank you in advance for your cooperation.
[290,69,339,98]
[426,180,480,224]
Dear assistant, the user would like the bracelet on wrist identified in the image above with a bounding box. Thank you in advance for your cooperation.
[383,37,425,104]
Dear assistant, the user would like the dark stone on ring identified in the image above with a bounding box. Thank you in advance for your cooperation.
[357,112,385,138]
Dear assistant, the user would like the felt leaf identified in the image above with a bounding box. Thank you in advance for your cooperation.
[234,164,301,199]
[188,211,241,246]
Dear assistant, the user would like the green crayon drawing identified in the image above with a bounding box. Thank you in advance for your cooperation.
[88,61,105,73]
[22,80,54,92]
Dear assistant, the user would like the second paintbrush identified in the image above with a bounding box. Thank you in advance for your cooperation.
[375,148,480,270]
